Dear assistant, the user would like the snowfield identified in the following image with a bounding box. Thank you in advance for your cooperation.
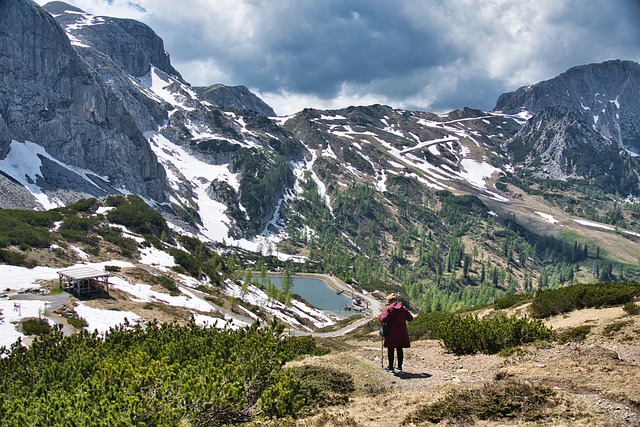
[0,244,339,349]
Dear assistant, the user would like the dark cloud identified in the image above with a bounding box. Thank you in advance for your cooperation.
[36,0,640,115]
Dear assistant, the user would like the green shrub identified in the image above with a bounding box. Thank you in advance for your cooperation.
[292,365,355,412]
[20,317,52,336]
[408,311,454,341]
[58,216,102,244]
[405,381,561,425]
[278,335,330,359]
[0,248,27,266]
[169,248,202,278]
[494,293,533,310]
[602,320,631,336]
[155,275,180,296]
[99,228,138,257]
[5,227,53,248]
[60,312,89,329]
[65,198,99,213]
[531,282,640,318]
[0,321,325,425]
[106,195,169,238]
[438,314,556,356]
[623,302,640,315]
[557,325,592,343]
[104,194,127,207]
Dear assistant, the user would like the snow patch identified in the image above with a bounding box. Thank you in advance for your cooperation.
[459,159,498,189]
[0,141,108,210]
[535,212,559,225]
[574,219,615,231]
[74,303,141,335]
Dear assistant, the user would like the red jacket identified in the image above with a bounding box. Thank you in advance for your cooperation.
[379,302,413,348]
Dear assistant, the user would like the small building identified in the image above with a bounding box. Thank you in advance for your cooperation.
[57,266,110,297]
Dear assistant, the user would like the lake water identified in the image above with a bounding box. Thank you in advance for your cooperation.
[268,276,353,316]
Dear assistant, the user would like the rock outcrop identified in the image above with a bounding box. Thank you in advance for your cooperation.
[195,84,277,117]
[495,60,640,154]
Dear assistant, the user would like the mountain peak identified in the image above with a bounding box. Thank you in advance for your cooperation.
[42,1,182,79]
[194,84,276,117]
[41,1,85,15]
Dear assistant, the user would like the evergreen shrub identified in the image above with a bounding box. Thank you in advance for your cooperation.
[292,365,355,412]
[494,293,532,310]
[405,381,560,425]
[623,302,640,315]
[0,321,326,425]
[438,314,556,356]
[106,195,169,238]
[408,311,454,341]
[531,281,640,318]
[20,317,52,336]
[0,248,27,266]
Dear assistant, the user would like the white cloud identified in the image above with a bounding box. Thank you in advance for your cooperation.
[35,0,640,114]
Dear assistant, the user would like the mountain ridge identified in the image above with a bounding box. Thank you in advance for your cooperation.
[1,0,639,299]
[495,59,640,154]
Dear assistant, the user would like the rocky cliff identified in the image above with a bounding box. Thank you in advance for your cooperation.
[495,60,640,154]
[507,106,639,194]
[195,84,277,117]
[0,0,167,207]
[43,1,182,79]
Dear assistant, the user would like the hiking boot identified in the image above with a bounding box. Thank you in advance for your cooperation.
[383,366,394,372]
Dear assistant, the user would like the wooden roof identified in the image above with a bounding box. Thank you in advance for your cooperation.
[57,266,110,281]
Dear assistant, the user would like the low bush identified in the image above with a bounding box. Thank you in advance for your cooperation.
[438,313,556,356]
[494,293,533,310]
[603,320,631,336]
[0,321,328,425]
[404,381,562,425]
[64,198,99,214]
[557,325,592,343]
[98,228,138,258]
[531,281,640,318]
[106,195,169,238]
[20,317,52,336]
[154,275,180,296]
[169,248,202,278]
[0,248,27,266]
[60,312,89,329]
[623,302,640,315]
[408,311,454,341]
[293,365,355,412]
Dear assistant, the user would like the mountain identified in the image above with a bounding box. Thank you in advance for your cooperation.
[0,0,168,209]
[195,84,277,117]
[495,60,640,154]
[1,0,639,307]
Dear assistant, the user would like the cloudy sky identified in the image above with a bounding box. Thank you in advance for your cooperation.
[36,0,640,116]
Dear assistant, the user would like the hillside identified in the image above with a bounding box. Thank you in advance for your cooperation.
[3,267,639,425]
[290,302,640,426]
[1,1,640,310]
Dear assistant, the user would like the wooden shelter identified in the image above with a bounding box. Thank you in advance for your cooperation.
[58,266,110,297]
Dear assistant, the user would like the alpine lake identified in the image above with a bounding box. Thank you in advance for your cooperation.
[267,276,355,317]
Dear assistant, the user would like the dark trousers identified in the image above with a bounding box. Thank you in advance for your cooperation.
[387,347,403,369]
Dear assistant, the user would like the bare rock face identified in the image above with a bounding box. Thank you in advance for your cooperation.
[507,106,638,194]
[43,1,182,79]
[0,0,167,206]
[495,60,640,154]
[195,84,277,117]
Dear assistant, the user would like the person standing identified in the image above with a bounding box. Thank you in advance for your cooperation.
[379,293,413,372]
